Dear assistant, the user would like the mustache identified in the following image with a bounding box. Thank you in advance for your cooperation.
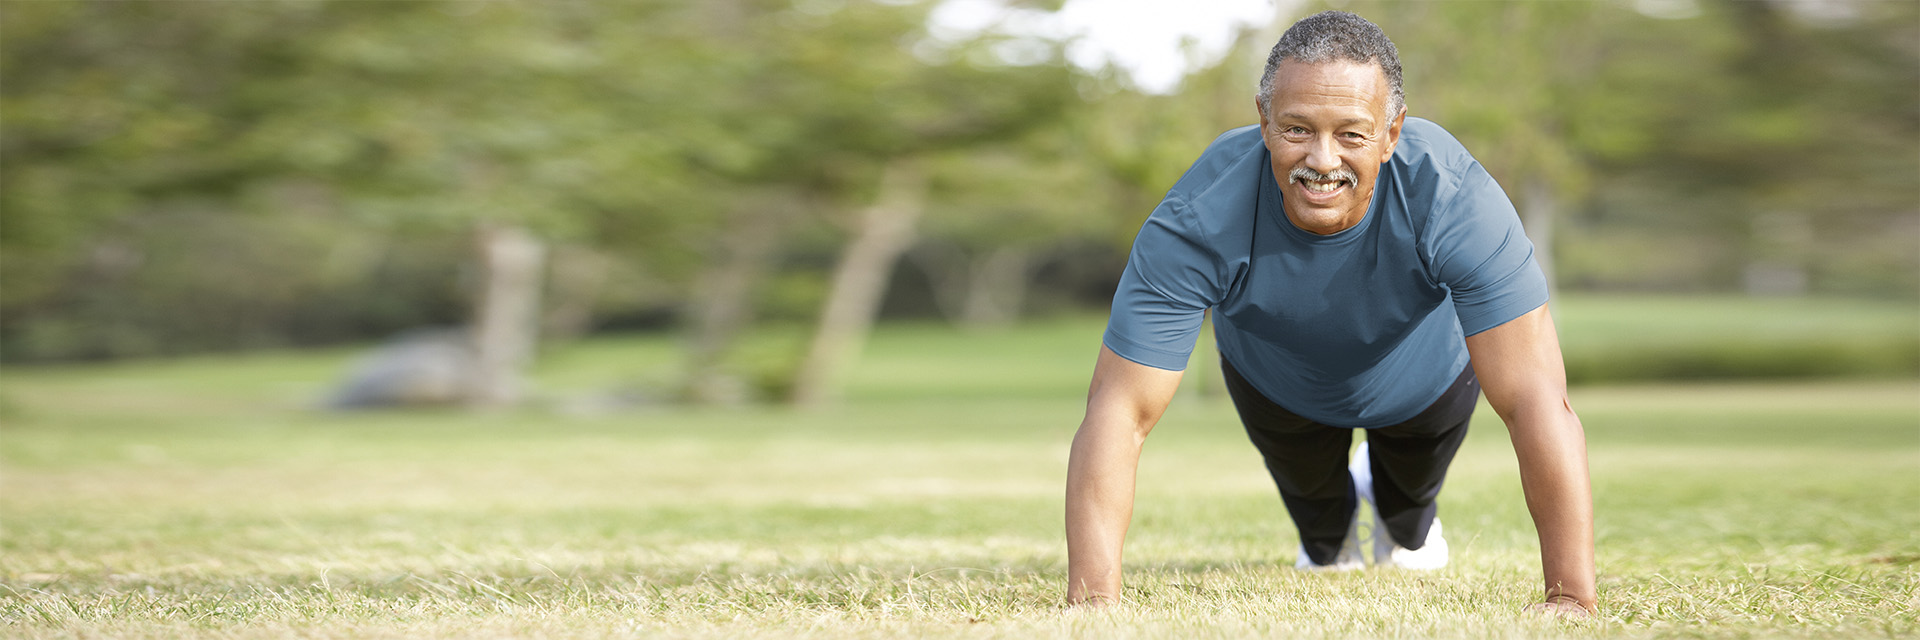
[1288,166,1358,185]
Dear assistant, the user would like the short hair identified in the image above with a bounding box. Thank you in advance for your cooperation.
[1257,11,1405,123]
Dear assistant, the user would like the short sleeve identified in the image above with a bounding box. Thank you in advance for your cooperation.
[1102,197,1228,371]
[1424,164,1550,336]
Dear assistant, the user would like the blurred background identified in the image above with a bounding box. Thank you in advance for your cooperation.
[2,0,1915,407]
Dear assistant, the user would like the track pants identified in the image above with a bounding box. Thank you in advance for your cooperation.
[1220,357,1478,566]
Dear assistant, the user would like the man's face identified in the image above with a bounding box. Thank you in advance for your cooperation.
[1257,59,1404,236]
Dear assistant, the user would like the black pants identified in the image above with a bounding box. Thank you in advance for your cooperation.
[1221,358,1478,566]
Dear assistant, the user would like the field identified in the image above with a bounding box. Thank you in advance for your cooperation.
[2,296,1917,638]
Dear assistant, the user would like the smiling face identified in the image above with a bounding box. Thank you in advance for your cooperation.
[1257,59,1405,235]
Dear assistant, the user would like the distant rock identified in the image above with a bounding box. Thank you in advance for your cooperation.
[324,327,473,409]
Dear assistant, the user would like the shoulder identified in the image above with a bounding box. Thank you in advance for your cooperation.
[1389,117,1483,195]
[1172,124,1267,196]
[1147,125,1266,250]
[1387,118,1510,226]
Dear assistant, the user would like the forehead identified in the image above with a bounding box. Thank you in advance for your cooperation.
[1268,59,1390,118]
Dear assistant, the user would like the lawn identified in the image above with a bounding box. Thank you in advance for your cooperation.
[2,299,1916,638]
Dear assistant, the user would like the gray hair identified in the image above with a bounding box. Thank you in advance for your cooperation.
[1257,11,1405,123]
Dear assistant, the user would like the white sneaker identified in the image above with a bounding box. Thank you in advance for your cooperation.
[1293,516,1365,571]
[1380,518,1449,570]
[1351,440,1449,570]
[1350,440,1377,552]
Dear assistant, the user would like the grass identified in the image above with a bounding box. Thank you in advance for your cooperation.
[2,297,1918,638]
[1552,295,1920,383]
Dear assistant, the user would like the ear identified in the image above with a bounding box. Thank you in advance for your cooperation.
[1255,97,1269,130]
[1379,107,1406,162]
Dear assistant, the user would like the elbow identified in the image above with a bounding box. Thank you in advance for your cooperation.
[1489,389,1579,426]
[1078,399,1163,446]
[1124,406,1163,443]
[1108,403,1165,444]
[1495,394,1584,438]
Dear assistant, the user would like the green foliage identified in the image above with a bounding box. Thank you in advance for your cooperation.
[1287,0,1920,296]
[2,0,1915,365]
[1565,0,1918,295]
[0,1,721,359]
[1351,0,1604,199]
[2,211,469,361]
[0,1,1083,362]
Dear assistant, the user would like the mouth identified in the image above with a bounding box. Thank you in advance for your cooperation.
[1291,177,1351,204]
[1298,178,1348,195]
[1287,167,1357,203]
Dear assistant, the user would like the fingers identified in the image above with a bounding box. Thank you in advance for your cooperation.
[1064,593,1122,614]
[1524,599,1596,618]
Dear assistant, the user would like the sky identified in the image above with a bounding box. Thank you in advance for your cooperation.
[925,0,1813,93]
[927,0,1291,94]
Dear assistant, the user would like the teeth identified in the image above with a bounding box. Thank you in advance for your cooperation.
[1303,180,1342,194]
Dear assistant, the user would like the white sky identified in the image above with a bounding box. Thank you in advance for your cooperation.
[928,0,1290,94]
[929,0,1861,92]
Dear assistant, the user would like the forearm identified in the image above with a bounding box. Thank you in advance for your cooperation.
[1063,346,1181,606]
[1506,401,1596,610]
[1064,414,1146,604]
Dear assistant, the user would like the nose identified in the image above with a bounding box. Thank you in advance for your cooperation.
[1305,135,1341,175]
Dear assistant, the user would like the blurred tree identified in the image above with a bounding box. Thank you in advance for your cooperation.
[745,2,1078,406]
[1,2,727,394]
[269,2,736,407]
[915,127,1117,330]
[7,0,1908,384]
[1282,0,1918,298]
[1327,0,1614,295]
[1580,0,1919,296]
[0,2,479,360]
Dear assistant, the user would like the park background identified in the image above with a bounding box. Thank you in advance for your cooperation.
[2,0,1916,638]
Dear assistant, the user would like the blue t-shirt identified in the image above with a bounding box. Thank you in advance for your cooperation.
[1102,118,1548,428]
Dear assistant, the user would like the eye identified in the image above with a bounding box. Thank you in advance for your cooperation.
[1280,126,1309,138]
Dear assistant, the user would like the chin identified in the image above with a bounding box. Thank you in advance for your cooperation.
[1286,207,1352,234]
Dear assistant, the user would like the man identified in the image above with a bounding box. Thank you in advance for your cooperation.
[1063,11,1596,617]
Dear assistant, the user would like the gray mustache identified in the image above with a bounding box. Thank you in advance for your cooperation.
[1289,166,1358,185]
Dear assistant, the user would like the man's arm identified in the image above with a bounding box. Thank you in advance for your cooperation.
[1064,346,1185,606]
[1463,303,1597,616]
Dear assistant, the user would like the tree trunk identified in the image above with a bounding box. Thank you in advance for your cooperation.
[1521,177,1558,300]
[467,223,546,409]
[958,245,1033,330]
[789,158,928,407]
[682,203,786,405]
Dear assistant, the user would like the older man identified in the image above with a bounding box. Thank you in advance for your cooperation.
[1064,11,1596,616]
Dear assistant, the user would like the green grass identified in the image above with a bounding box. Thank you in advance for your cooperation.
[1553,295,1920,383]
[2,298,1918,638]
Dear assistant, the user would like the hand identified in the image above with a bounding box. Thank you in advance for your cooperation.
[1524,596,1596,618]
[1065,593,1121,611]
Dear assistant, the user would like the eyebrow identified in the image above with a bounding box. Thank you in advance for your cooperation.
[1278,113,1375,128]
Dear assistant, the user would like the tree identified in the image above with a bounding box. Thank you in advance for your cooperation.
[1325,0,1613,295]
[914,127,1118,330]
[638,1,1081,407]
[0,2,735,392]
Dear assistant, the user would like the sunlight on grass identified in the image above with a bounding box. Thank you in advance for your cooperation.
[2,309,1916,638]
